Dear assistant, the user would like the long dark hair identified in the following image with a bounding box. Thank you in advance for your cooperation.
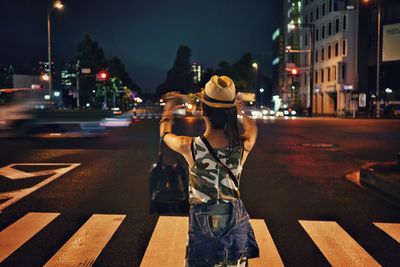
[202,103,242,151]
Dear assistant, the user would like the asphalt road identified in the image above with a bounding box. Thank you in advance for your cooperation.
[0,117,399,266]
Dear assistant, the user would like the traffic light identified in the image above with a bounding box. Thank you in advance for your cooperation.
[289,68,300,77]
[96,70,109,81]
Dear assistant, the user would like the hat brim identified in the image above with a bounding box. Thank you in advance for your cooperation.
[195,92,237,108]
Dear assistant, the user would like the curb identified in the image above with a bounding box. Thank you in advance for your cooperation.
[345,161,400,206]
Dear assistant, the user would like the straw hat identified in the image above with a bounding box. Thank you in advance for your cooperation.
[196,75,237,108]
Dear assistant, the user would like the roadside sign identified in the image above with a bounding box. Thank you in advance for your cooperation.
[81,68,91,74]
[359,93,366,107]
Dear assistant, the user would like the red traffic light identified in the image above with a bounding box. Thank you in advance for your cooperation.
[291,68,299,75]
[96,70,109,81]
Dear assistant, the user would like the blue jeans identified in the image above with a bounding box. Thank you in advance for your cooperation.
[186,199,259,266]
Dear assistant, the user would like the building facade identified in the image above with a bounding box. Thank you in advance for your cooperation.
[283,0,303,107]
[292,0,400,116]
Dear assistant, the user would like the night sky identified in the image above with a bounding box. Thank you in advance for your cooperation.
[1,0,281,92]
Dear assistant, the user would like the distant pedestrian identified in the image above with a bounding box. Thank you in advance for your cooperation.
[159,75,259,266]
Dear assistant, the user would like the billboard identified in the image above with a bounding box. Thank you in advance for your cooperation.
[383,23,400,62]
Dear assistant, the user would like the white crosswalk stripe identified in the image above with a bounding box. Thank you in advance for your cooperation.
[45,214,125,267]
[140,216,284,267]
[0,212,60,263]
[374,222,400,243]
[0,212,398,266]
[299,220,381,267]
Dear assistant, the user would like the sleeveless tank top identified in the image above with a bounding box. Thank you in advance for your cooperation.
[189,136,243,205]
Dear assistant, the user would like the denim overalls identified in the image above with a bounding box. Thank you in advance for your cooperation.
[186,137,260,266]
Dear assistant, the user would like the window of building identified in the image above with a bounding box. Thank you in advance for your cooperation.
[342,39,347,56]
[304,33,308,46]
[329,0,332,12]
[341,63,346,82]
[304,73,308,86]
[321,69,324,83]
[327,67,331,82]
[343,15,347,31]
[315,70,318,84]
[334,42,339,57]
[322,3,326,16]
[315,49,319,62]
[321,47,325,61]
[332,66,337,81]
[311,11,314,23]
[335,17,340,33]
[316,7,319,20]
[328,45,332,58]
[305,13,309,24]
[328,22,332,36]
[322,25,326,39]
[316,28,319,41]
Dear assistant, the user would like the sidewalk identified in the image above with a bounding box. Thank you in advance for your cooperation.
[346,154,400,206]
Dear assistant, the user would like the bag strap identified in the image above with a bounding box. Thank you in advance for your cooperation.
[200,136,239,188]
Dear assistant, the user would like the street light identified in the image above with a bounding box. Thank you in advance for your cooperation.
[47,0,64,100]
[361,0,381,118]
[259,88,264,107]
[288,22,315,117]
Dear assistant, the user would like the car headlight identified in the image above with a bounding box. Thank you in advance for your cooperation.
[291,111,297,115]
[284,110,289,115]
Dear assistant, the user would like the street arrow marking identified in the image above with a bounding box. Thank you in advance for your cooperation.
[0,163,80,212]
[0,212,60,263]
[374,223,400,243]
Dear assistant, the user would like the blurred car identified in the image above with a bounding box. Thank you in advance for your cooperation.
[28,122,107,138]
[275,106,297,117]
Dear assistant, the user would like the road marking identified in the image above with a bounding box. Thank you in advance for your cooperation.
[0,212,60,263]
[299,220,381,267]
[249,219,284,267]
[140,216,188,267]
[374,223,400,243]
[0,163,80,212]
[140,217,282,267]
[44,214,126,267]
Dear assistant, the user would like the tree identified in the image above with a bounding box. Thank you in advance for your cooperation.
[107,57,141,93]
[215,53,255,92]
[157,45,194,96]
[76,35,107,106]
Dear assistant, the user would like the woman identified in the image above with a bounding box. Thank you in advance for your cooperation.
[159,75,259,266]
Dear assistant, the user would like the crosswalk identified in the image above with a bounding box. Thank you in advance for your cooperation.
[0,213,398,266]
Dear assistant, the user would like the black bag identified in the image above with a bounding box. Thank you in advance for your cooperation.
[149,133,189,214]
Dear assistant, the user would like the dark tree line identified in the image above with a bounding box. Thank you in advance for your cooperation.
[75,35,141,108]
[156,45,268,97]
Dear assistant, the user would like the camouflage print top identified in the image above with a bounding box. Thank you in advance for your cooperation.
[189,136,243,205]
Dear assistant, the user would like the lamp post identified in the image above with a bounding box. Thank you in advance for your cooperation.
[47,0,64,100]
[289,23,315,117]
[259,88,264,107]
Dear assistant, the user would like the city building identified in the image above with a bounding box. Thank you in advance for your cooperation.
[358,0,400,115]
[283,0,303,107]
[7,65,48,90]
[38,61,55,77]
[294,0,400,116]
[271,27,285,111]
[191,63,204,84]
